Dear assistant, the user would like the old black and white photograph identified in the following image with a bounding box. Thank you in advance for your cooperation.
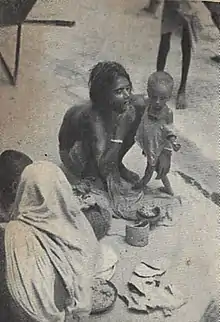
[0,0,219,321]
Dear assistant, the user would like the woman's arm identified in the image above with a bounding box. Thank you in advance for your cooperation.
[91,107,136,180]
[91,121,121,180]
[58,108,78,171]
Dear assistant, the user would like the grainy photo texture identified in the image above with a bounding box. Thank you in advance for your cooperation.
[0,0,219,321]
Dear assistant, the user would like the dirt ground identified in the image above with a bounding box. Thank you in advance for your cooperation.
[0,0,219,321]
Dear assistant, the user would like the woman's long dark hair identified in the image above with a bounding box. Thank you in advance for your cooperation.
[88,61,132,106]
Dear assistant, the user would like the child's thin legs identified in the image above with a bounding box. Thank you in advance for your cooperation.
[160,175,174,196]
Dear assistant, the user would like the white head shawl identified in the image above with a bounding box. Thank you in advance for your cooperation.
[5,161,99,322]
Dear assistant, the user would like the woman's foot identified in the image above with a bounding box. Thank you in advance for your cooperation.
[158,186,174,196]
[120,165,140,184]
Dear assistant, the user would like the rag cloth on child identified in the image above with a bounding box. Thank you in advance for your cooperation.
[135,103,175,170]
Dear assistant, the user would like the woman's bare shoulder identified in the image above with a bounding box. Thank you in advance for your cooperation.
[64,101,92,119]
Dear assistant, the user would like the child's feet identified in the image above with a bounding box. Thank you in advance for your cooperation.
[158,186,174,196]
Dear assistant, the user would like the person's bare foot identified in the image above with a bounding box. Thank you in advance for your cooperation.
[120,165,140,184]
[176,92,187,109]
[158,186,174,196]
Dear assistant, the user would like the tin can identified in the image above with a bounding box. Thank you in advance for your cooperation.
[125,220,150,247]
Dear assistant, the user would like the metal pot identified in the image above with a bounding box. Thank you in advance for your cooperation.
[125,220,150,247]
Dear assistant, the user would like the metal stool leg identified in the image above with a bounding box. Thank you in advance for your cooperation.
[0,24,22,86]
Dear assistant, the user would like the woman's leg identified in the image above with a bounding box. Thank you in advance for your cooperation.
[117,133,140,184]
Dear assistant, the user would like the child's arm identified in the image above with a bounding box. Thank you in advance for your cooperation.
[168,136,181,152]
[163,126,177,151]
[165,109,181,152]
[165,135,181,152]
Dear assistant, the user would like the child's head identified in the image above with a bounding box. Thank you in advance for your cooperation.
[0,150,33,210]
[147,71,174,110]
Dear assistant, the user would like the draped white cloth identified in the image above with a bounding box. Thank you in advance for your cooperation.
[4,161,101,322]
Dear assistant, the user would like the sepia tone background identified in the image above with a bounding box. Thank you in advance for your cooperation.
[0,0,219,321]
